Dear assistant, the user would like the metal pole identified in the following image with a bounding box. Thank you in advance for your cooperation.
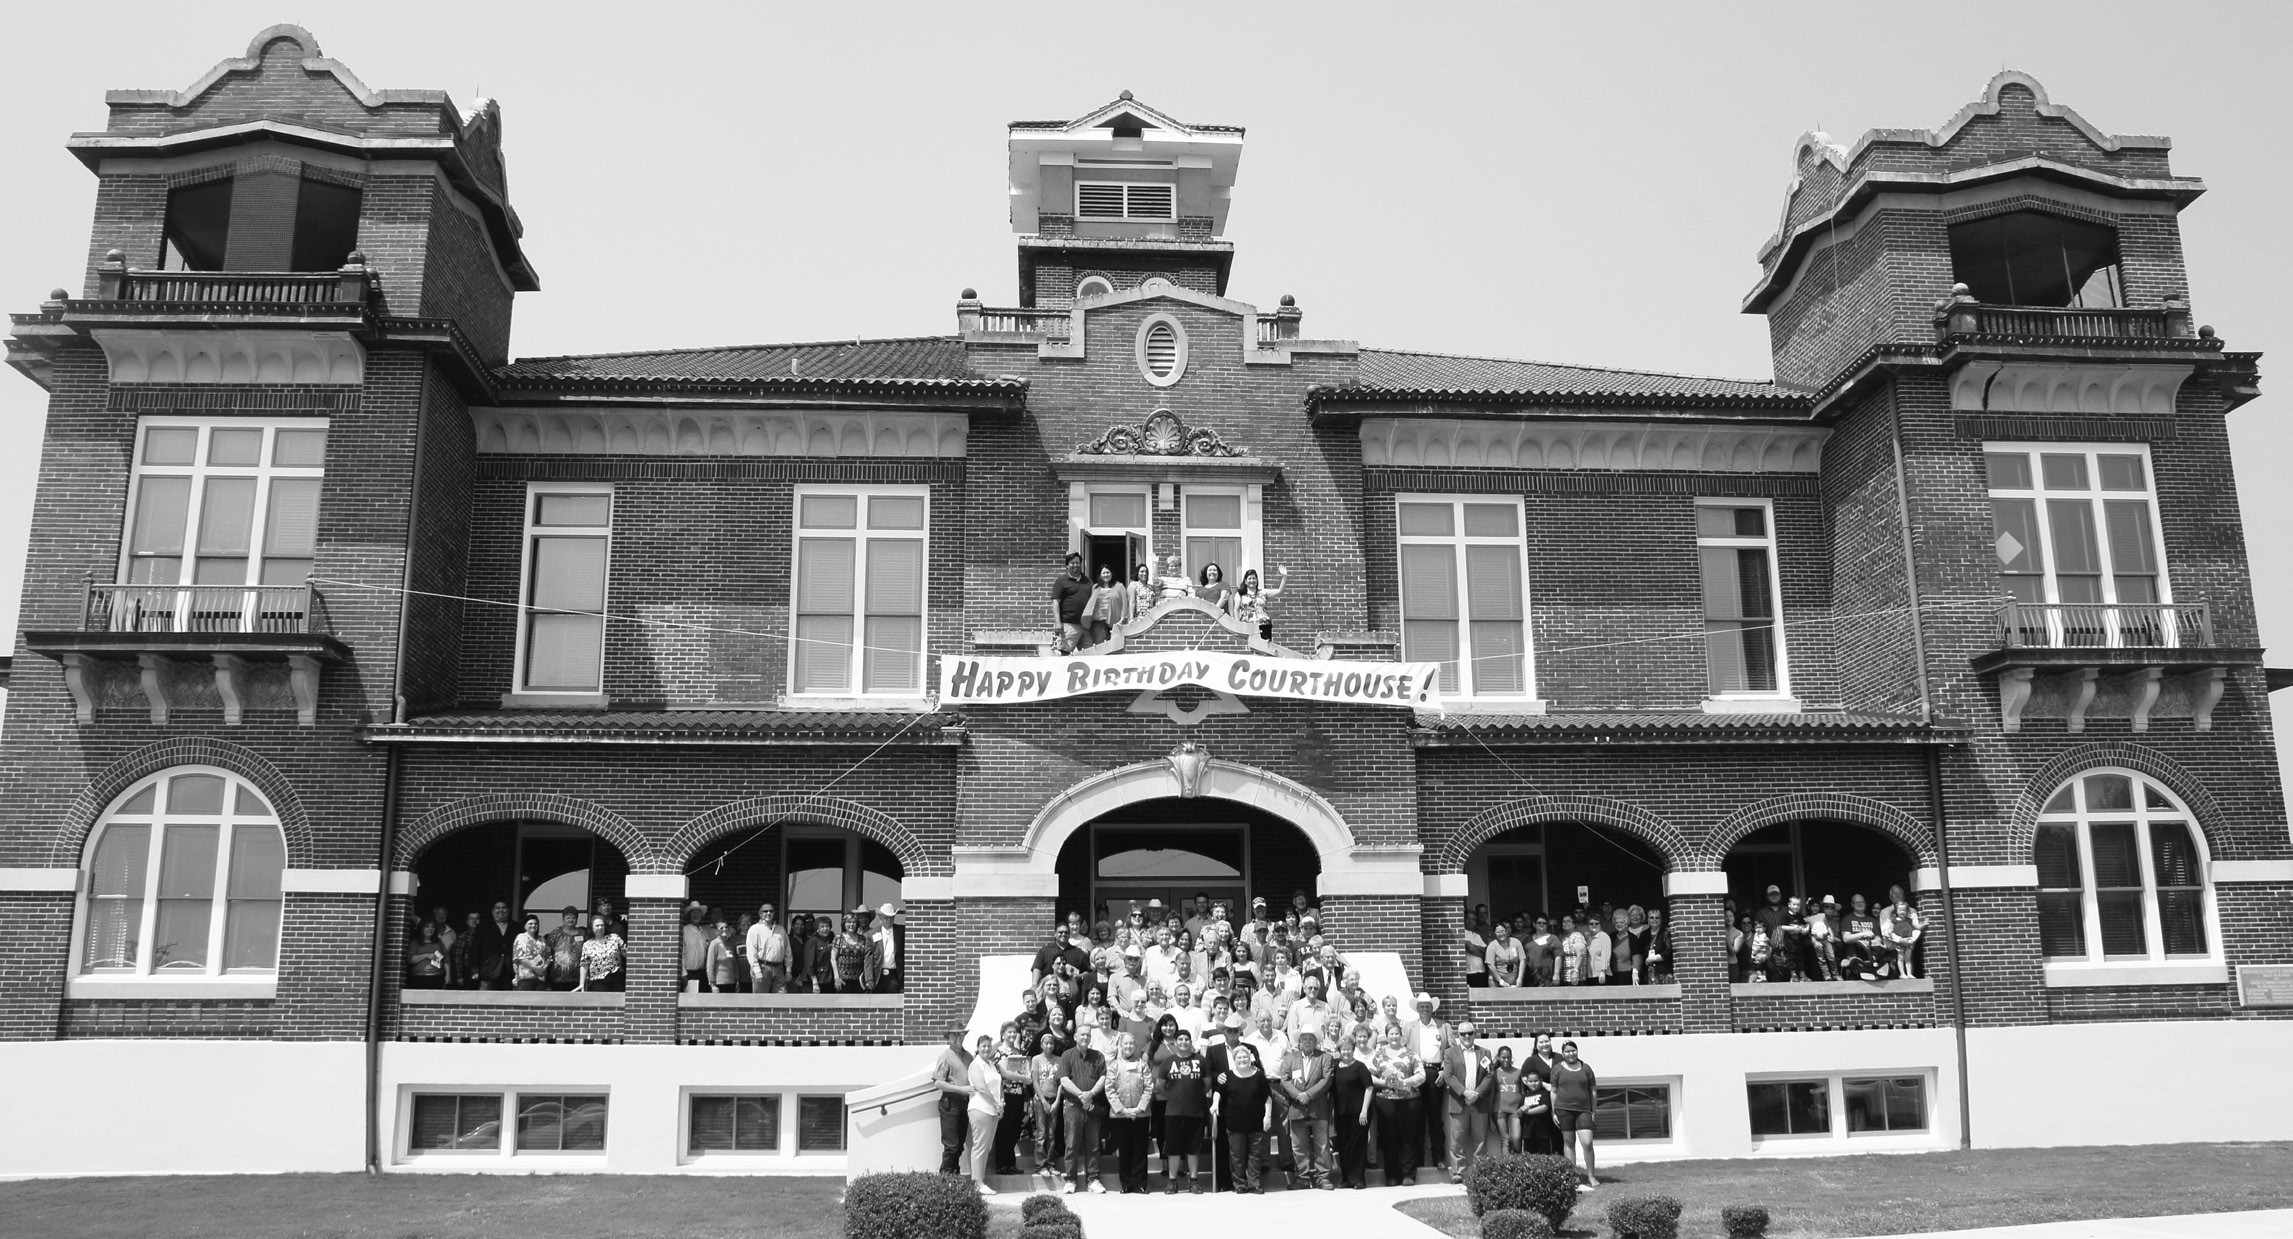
[1928,746,1973,1151]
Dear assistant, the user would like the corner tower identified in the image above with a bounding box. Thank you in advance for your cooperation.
[1006,92,1244,307]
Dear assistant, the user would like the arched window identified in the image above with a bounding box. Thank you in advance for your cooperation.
[2034,770,2213,966]
[1076,275,1114,299]
[77,769,285,980]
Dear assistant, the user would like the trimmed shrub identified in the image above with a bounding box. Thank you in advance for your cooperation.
[1603,1194,1684,1239]
[1018,1195,1072,1226]
[1462,1154,1579,1229]
[1022,1224,1083,1239]
[845,1171,988,1239]
[1721,1205,1772,1239]
[1480,1208,1556,1239]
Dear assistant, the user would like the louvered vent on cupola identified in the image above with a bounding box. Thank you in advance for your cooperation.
[1076,181,1177,221]
[1143,322,1179,379]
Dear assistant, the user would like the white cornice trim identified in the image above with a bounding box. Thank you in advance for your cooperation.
[624,874,690,901]
[1663,871,1731,897]
[94,329,364,385]
[2213,860,2293,884]
[1949,362,2192,416]
[279,868,382,895]
[0,868,79,893]
[1360,418,1827,473]
[1913,864,2039,890]
[472,408,968,457]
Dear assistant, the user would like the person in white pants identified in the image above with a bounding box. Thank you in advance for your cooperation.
[968,1034,1006,1194]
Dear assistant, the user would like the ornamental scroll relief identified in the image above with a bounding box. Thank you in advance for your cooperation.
[1075,409,1250,458]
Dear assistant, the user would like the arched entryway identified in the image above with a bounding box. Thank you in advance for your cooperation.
[1720,821,1917,913]
[409,820,632,937]
[684,822,906,928]
[1054,797,1322,928]
[1464,820,1667,927]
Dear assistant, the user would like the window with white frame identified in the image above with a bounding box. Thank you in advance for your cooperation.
[688,1094,781,1155]
[1076,181,1176,221]
[403,1090,607,1158]
[1396,496,1532,697]
[1697,500,1787,696]
[1592,1083,1674,1142]
[797,1095,847,1152]
[791,487,928,697]
[1750,1073,1931,1141]
[76,768,284,979]
[515,486,612,695]
[120,419,327,630]
[1985,444,2171,647]
[2034,770,2213,964]
[1181,487,1245,585]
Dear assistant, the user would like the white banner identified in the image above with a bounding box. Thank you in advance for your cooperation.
[937,650,1443,709]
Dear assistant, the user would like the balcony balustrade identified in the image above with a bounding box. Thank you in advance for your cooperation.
[1994,600,2211,651]
[1933,286,2194,344]
[89,250,377,313]
[1974,599,2259,734]
[25,580,346,727]
[84,582,325,636]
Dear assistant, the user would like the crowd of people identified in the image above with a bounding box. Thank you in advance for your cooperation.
[401,896,906,994]
[931,895,1608,1199]
[1052,551,1289,651]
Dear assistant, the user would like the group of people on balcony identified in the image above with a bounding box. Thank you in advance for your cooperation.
[1461,903,1675,988]
[401,897,906,995]
[1052,551,1289,652]
[938,895,1606,1198]
[1729,884,1925,982]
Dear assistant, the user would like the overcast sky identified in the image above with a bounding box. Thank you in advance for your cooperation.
[1,1,2286,791]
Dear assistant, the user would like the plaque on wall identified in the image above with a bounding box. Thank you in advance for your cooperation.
[2235,965,2293,1008]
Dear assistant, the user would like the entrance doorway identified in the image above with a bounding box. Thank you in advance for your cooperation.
[1085,532,1148,592]
[1054,797,1322,930]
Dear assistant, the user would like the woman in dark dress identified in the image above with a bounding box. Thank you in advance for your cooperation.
[1520,1032,1565,1156]
[1330,1020,1376,1189]
[1211,1042,1273,1193]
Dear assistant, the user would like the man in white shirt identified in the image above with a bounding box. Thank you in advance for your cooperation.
[871,903,901,993]
[1112,946,1148,1010]
[1170,982,1209,1042]
[1143,925,1182,993]
[1440,1020,1496,1179]
[1463,906,1490,989]
[1408,992,1451,1168]
[1285,973,1333,1043]
[680,902,712,993]
[745,902,789,993]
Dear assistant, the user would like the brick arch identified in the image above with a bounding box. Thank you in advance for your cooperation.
[49,737,315,868]
[2008,743,2226,854]
[1435,795,1689,874]
[1700,793,1936,868]
[666,795,939,877]
[395,793,660,873]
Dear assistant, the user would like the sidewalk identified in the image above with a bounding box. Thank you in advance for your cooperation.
[992,1181,1461,1238]
[1853,1209,2293,1239]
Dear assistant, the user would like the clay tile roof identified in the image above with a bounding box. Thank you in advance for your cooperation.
[372,709,962,744]
[495,336,997,387]
[1337,348,1802,407]
[1414,709,1961,743]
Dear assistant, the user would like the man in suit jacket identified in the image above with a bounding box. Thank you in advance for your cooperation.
[1274,1028,1336,1189]
[1202,1013,1246,1192]
[1440,1020,1498,1181]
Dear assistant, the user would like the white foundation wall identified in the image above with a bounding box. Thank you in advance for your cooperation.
[1966,1020,2293,1148]
[0,1040,366,1177]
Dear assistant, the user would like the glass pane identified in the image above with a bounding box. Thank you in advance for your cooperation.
[412,1095,501,1152]
[560,1097,608,1151]
[2097,455,2146,491]
[531,537,607,611]
[1989,498,2043,574]
[2041,454,2090,490]
[525,612,604,692]
[689,1096,735,1153]
[2085,775,2134,813]
[862,617,922,694]
[226,827,284,899]
[2089,821,2141,886]
[516,1097,564,1151]
[1883,1078,1926,1131]
[793,615,854,694]
[118,786,158,816]
[235,786,272,817]
[272,427,328,467]
[1397,502,1453,538]
[263,478,321,559]
[1464,546,1523,622]
[83,825,149,971]
[2103,501,2156,575]
[2157,889,2207,956]
[1702,548,1773,621]
[1786,1080,1829,1135]
[1400,545,1458,620]
[2047,500,2101,575]
[1747,1083,1790,1137]
[536,493,610,527]
[796,539,856,613]
[143,427,198,466]
[2034,822,2083,889]
[2097,890,2147,956]
[1469,622,1526,695]
[799,494,856,529]
[168,774,226,815]
[1844,1078,1885,1133]
[1591,1089,1629,1141]
[1698,505,1765,538]
[797,1096,845,1152]
[1461,503,1518,538]
[2038,892,2087,958]
[2152,821,2206,956]
[868,495,925,531]
[1089,492,1147,529]
[2144,783,2175,811]
[223,898,281,971]
[155,825,219,970]
[1626,1088,1669,1139]
[197,477,258,559]
[130,477,192,557]
[865,541,923,615]
[1985,452,2033,490]
[2043,785,2075,814]
[1187,493,1241,529]
[207,428,263,466]
[1404,621,1459,694]
[1184,536,1241,580]
[736,1097,781,1151]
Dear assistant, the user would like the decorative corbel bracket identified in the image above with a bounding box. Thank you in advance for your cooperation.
[287,654,322,726]
[1998,667,2036,733]
[2121,667,2165,733]
[2062,667,2101,733]
[135,653,171,726]
[211,654,249,726]
[58,653,96,725]
[2190,666,2229,732]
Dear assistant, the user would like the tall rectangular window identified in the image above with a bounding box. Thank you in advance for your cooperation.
[1396,497,1531,697]
[1985,444,2171,647]
[791,487,928,697]
[517,486,612,695]
[120,420,328,631]
[1697,501,1786,696]
[1182,489,1245,585]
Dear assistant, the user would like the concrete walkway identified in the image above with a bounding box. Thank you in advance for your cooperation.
[989,1179,1461,1238]
[1855,1209,2293,1239]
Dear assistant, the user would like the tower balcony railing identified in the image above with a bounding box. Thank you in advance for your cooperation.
[969,306,1073,340]
[1994,600,2212,651]
[1933,287,2193,344]
[88,250,377,311]
[81,582,327,636]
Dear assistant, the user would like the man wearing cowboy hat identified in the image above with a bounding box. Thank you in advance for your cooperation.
[1406,991,1452,1170]
[871,903,902,994]
[1202,1012,1248,1192]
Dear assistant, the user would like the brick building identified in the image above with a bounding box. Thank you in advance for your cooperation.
[2,26,2287,1176]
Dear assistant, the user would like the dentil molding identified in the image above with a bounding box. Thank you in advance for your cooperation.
[1950,361,2191,415]
[1360,418,1827,472]
[94,329,364,385]
[473,408,969,457]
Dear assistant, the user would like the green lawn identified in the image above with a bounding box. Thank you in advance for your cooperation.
[1396,1142,2293,1238]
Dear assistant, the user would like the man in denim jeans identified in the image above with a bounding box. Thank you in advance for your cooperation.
[1049,551,1093,654]
[1056,1031,1109,1193]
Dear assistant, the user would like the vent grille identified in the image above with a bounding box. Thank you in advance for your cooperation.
[1144,323,1179,379]
[1076,182,1176,221]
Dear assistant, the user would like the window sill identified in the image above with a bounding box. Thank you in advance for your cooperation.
[400,989,626,1007]
[1732,979,1933,998]
[69,977,277,1000]
[2042,961,2228,988]
[772,697,935,713]
[1468,983,1679,1002]
[679,992,902,1009]
[501,691,608,710]
[1433,699,1549,716]
[1702,696,1803,715]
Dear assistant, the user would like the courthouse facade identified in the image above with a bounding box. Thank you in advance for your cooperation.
[2,25,2288,1176]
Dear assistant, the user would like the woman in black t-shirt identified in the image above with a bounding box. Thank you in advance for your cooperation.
[1211,1042,1273,1193]
[1156,1029,1209,1193]
[1329,1021,1375,1189]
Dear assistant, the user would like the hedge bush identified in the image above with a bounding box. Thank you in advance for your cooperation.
[1022,1223,1083,1239]
[1721,1204,1771,1239]
[1461,1154,1579,1229]
[1603,1194,1684,1239]
[844,1172,988,1239]
[1018,1195,1072,1226]
[1479,1208,1556,1239]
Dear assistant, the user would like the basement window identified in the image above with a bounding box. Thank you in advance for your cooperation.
[1949,210,2124,308]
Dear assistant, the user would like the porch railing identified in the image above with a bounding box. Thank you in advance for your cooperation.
[82,582,325,636]
[93,256,375,308]
[1994,600,2212,650]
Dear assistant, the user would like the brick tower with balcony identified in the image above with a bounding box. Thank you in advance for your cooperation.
[0,25,534,1041]
[1746,71,2283,1027]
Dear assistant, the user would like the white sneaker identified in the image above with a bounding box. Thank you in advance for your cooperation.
[1061,1181,1076,1194]
[1576,1183,1594,1193]
[977,1182,997,1195]
[1088,1180,1108,1194]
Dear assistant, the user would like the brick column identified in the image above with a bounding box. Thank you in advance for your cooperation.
[947,895,1056,1043]
[898,898,955,1044]
[1420,894,1468,1010]
[1667,890,1732,1035]
[1320,894,1423,988]
[0,891,73,1041]
[622,897,681,1044]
